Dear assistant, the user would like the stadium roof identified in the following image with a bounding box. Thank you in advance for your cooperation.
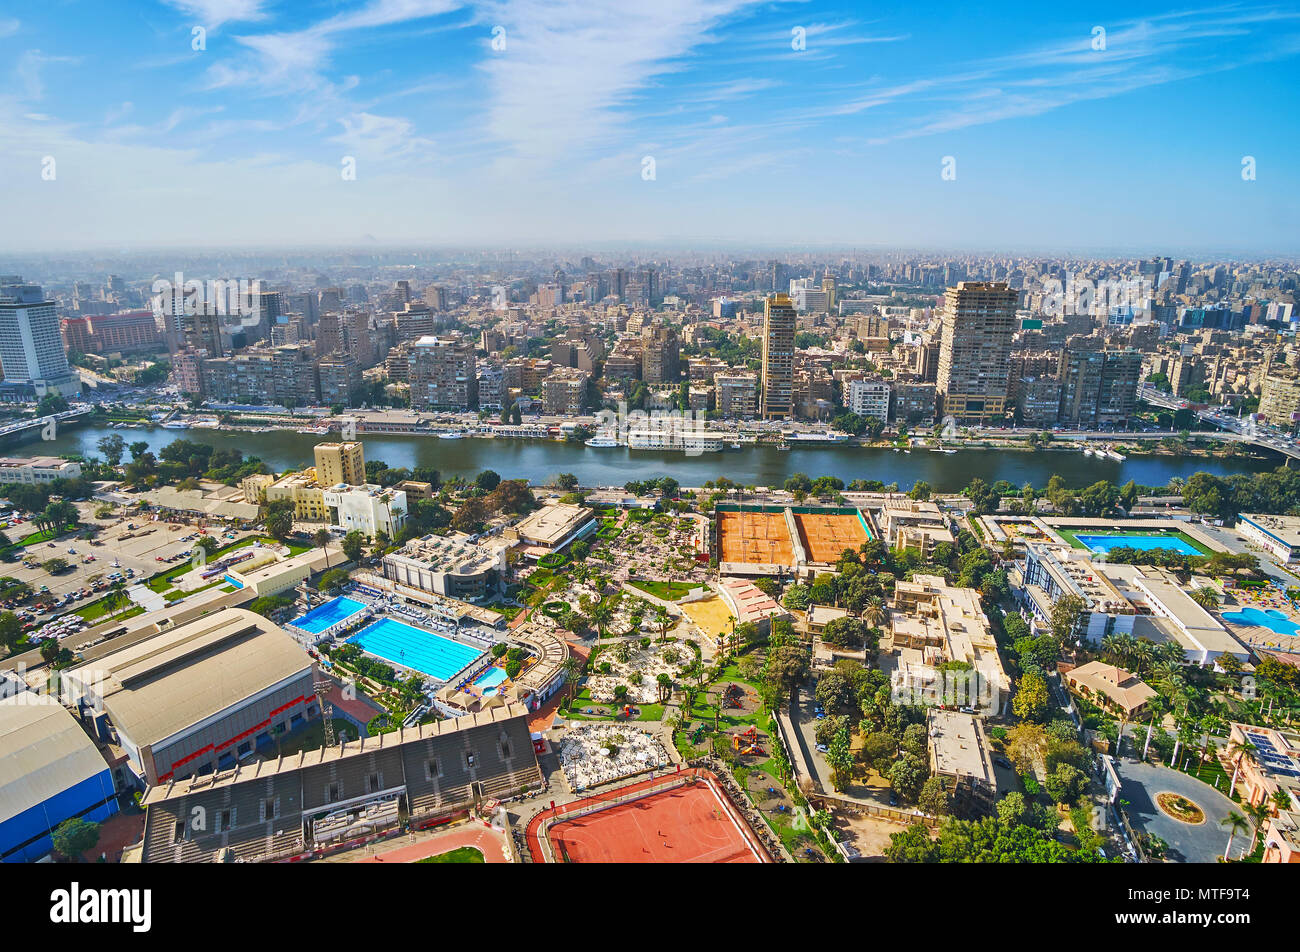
[61,609,312,749]
[0,695,111,826]
[140,701,530,806]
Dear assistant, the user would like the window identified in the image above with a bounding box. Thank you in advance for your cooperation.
[367,772,380,793]
[425,758,440,780]
[173,820,185,843]
[465,751,476,768]
[500,738,512,759]
[218,809,231,831]
[327,782,341,803]
[261,797,277,821]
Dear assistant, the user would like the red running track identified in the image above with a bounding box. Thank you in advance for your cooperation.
[527,768,765,863]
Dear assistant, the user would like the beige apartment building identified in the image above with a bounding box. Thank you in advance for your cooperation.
[936,281,1019,424]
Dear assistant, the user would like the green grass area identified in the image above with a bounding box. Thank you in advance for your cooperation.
[627,579,694,601]
[1055,526,1214,556]
[0,524,77,555]
[416,846,484,864]
[562,689,664,721]
[75,600,144,623]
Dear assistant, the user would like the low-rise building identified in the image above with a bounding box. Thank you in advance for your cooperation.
[875,497,954,556]
[322,483,407,537]
[927,708,996,817]
[504,503,596,555]
[0,456,82,485]
[1064,660,1157,719]
[1238,513,1300,563]
[382,533,509,601]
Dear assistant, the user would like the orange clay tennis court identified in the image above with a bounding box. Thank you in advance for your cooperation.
[794,511,868,563]
[718,511,794,566]
[546,779,763,863]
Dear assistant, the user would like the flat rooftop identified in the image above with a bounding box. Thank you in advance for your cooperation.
[927,708,993,787]
[511,503,593,547]
[1240,513,1300,547]
[61,608,312,748]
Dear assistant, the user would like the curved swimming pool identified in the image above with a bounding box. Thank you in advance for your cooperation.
[1221,606,1300,636]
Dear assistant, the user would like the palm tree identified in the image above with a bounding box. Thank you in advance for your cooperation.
[1189,586,1220,611]
[1141,696,1167,761]
[1221,811,1250,861]
[1225,740,1258,798]
[589,601,613,640]
[1244,801,1271,852]
[655,606,671,644]
[863,596,886,631]
[312,528,332,570]
[559,656,584,709]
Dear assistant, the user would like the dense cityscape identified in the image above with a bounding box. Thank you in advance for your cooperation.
[2,0,1297,934]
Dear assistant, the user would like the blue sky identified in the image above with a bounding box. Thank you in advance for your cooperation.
[2,0,1299,254]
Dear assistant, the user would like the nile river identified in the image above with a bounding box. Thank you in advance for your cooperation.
[18,423,1282,492]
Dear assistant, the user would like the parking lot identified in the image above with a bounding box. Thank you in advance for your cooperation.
[2,500,258,640]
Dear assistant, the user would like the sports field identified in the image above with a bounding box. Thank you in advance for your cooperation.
[794,511,868,563]
[548,779,761,863]
[718,511,794,566]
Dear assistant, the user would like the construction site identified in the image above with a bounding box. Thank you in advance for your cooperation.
[713,503,872,578]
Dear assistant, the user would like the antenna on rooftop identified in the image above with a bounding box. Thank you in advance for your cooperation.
[313,679,336,747]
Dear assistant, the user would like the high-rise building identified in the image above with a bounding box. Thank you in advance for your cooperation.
[715,372,758,419]
[409,335,477,410]
[641,325,680,383]
[0,280,80,399]
[936,281,1019,424]
[760,293,796,419]
[847,378,891,423]
[314,441,366,487]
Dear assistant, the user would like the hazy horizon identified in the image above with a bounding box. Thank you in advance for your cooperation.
[2,1,1298,254]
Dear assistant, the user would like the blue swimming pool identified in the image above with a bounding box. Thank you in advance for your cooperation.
[349,617,484,681]
[473,666,510,696]
[1221,606,1300,636]
[1074,533,1202,556]
[292,596,367,634]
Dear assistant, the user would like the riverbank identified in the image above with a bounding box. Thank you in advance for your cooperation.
[16,422,1284,494]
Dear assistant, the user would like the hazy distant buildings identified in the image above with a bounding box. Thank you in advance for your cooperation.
[936,281,1019,424]
[61,310,162,356]
[760,293,797,419]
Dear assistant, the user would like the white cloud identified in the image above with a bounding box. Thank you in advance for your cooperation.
[159,0,269,30]
[0,18,20,38]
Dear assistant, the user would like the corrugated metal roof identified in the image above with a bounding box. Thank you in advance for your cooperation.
[0,695,110,826]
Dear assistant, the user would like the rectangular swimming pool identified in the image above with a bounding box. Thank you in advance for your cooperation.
[1073,533,1202,556]
[292,596,368,634]
[349,617,485,681]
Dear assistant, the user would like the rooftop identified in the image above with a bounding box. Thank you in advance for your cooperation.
[927,709,994,787]
[0,694,112,826]
[60,609,312,748]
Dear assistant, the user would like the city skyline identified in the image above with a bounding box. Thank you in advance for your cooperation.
[1,1,1298,254]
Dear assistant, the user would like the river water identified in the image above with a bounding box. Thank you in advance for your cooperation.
[20,423,1281,492]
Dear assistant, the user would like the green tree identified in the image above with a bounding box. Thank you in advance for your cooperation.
[51,817,100,861]
[341,530,366,564]
[1013,671,1053,724]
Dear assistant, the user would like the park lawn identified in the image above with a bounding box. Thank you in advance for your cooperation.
[627,579,695,601]
[75,601,144,623]
[0,524,78,554]
[562,690,664,722]
[417,846,484,864]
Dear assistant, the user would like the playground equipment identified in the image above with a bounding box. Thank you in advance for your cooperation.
[732,726,763,756]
